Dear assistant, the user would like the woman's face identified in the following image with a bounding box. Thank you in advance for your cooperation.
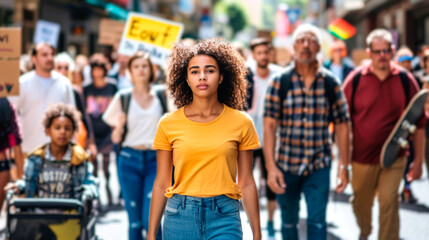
[72,71,83,85]
[92,66,105,79]
[55,62,69,77]
[130,57,152,85]
[186,55,223,98]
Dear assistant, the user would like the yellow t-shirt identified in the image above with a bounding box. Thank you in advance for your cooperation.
[153,104,260,199]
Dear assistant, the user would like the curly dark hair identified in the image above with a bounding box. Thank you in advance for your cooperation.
[167,38,248,110]
[41,103,81,132]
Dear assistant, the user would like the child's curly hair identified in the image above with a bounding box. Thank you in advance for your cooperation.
[41,103,81,132]
[167,38,248,110]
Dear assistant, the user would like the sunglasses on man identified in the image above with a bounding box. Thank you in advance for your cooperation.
[371,48,392,55]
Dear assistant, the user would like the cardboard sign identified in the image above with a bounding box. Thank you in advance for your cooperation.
[98,18,125,47]
[118,12,184,65]
[33,20,60,48]
[352,49,369,66]
[0,27,21,97]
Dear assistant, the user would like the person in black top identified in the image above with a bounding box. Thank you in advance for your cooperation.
[84,56,118,205]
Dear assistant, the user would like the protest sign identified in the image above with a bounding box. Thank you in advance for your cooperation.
[33,20,60,48]
[98,18,125,47]
[118,13,184,65]
[0,27,21,97]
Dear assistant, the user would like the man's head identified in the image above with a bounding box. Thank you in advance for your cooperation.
[330,40,347,63]
[394,47,413,71]
[292,24,321,64]
[31,42,56,74]
[249,38,272,69]
[366,29,394,71]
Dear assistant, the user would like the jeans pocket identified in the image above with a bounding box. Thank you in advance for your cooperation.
[119,149,132,159]
[215,198,240,216]
[164,199,181,216]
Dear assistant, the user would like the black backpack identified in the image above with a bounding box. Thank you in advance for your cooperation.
[0,98,13,140]
[277,66,339,122]
[119,85,168,146]
[350,68,410,113]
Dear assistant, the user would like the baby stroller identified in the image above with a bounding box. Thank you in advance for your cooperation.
[6,190,98,240]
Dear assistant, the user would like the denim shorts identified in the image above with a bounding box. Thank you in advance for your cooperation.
[163,194,242,240]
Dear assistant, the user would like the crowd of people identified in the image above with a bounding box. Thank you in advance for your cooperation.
[0,22,428,240]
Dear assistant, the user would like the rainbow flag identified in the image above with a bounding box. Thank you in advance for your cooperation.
[328,18,356,40]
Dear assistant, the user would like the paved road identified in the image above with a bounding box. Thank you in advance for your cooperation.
[1,154,428,240]
[93,156,429,240]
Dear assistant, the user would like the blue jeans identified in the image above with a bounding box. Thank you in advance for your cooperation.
[117,147,162,240]
[163,194,242,240]
[277,167,330,240]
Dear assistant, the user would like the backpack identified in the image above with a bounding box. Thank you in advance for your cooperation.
[278,65,338,122]
[350,68,410,113]
[0,98,13,140]
[245,67,255,110]
[119,85,168,146]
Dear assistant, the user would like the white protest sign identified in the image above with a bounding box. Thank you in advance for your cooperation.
[33,20,61,48]
[118,13,184,65]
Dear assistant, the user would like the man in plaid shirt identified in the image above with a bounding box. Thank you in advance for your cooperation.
[263,24,351,240]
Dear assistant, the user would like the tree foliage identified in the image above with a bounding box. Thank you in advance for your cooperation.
[226,3,247,35]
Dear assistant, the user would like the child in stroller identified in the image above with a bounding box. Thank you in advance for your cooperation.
[4,103,99,240]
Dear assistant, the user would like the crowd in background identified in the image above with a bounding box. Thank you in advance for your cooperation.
[0,24,429,240]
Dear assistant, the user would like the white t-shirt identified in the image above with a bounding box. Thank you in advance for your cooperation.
[102,88,163,148]
[247,64,282,146]
[8,70,76,153]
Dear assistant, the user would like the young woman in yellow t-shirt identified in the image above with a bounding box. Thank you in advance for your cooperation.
[148,39,262,240]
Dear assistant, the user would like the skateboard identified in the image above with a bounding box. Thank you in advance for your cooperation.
[380,89,429,168]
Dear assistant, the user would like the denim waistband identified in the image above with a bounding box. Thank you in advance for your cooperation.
[169,194,235,210]
[121,147,155,154]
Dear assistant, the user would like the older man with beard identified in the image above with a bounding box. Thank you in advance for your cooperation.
[264,24,350,240]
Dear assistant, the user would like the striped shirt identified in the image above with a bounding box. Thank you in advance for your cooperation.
[264,64,350,176]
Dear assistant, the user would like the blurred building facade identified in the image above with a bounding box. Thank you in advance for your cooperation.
[310,0,429,54]
[9,0,219,56]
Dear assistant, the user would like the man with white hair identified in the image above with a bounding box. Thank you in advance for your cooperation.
[343,29,424,240]
[264,23,350,240]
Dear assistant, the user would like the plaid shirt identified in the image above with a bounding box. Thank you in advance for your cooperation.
[264,64,350,176]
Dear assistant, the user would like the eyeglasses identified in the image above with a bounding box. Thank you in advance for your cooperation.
[371,48,392,55]
[56,66,69,70]
[295,38,318,46]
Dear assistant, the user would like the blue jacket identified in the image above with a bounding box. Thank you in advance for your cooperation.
[16,143,99,200]
[324,60,354,84]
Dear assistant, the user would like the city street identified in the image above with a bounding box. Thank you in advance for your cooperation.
[0,154,428,240]
[2,0,429,240]
[92,155,429,240]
